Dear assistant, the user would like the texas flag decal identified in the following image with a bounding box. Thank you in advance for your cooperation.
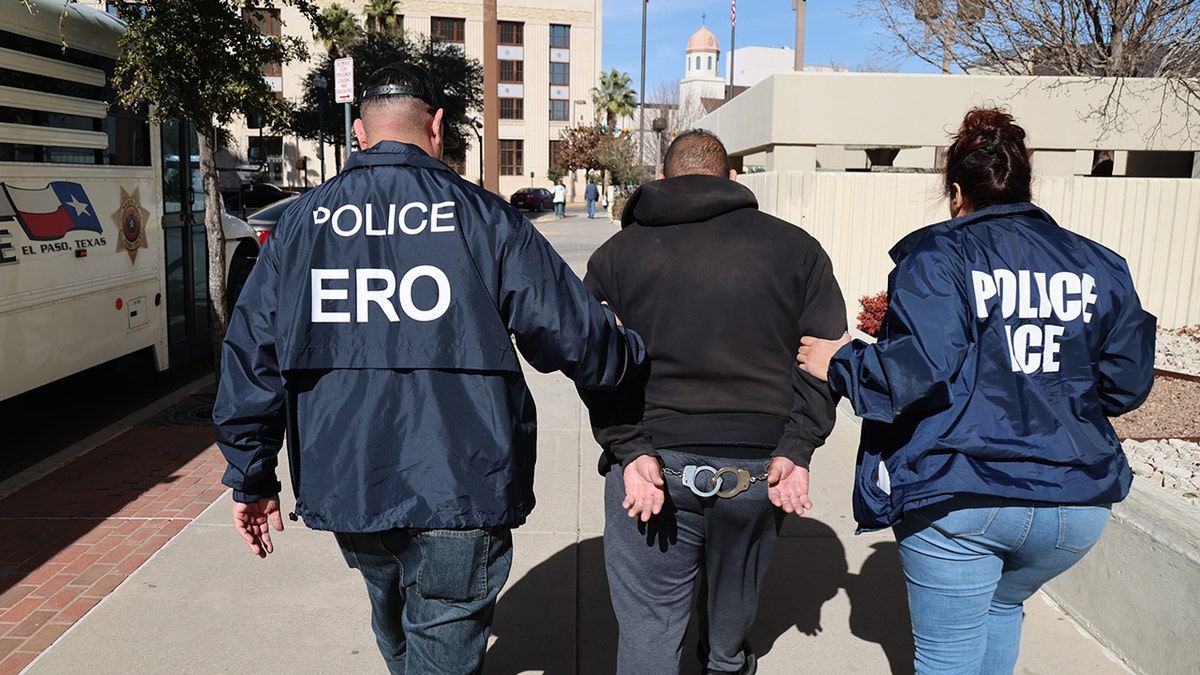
[1,182,104,241]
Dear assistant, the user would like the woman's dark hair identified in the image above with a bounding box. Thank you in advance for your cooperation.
[943,107,1032,210]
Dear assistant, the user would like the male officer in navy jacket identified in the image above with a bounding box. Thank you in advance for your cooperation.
[213,63,645,674]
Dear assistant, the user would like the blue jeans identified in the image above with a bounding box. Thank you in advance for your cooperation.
[335,527,513,675]
[554,202,565,218]
[892,496,1111,674]
[587,199,596,218]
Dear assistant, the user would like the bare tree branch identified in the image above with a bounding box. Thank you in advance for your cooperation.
[855,1,1200,139]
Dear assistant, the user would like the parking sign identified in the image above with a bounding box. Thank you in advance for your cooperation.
[334,57,354,103]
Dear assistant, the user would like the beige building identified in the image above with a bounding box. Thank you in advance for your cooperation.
[700,72,1200,177]
[87,0,602,199]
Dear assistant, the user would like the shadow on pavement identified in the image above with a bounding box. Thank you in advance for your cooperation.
[486,520,913,674]
[486,536,613,675]
[0,354,211,480]
[0,391,220,595]
[748,516,847,655]
[846,541,915,674]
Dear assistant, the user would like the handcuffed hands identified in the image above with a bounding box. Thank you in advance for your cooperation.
[767,456,813,515]
[622,454,665,522]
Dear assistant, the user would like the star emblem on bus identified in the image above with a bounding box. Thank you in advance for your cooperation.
[112,186,149,263]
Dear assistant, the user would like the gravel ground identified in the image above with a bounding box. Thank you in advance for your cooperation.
[1111,326,1200,506]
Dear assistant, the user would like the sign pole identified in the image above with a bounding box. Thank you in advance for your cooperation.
[483,0,499,193]
[333,57,355,161]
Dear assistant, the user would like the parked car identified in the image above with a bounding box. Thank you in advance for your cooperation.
[244,194,300,245]
[223,182,299,216]
[509,187,554,212]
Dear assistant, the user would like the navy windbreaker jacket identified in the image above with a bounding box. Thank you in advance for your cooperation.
[828,202,1155,531]
[213,141,645,532]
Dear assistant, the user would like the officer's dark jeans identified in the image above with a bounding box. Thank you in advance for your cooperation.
[335,527,513,675]
[604,449,781,674]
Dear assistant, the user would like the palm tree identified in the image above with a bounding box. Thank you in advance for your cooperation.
[316,3,362,58]
[364,0,402,35]
[591,69,638,130]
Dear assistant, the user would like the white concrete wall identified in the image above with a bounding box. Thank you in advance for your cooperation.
[738,170,1200,329]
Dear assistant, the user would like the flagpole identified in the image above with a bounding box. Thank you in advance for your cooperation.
[639,0,647,172]
[793,0,806,71]
[483,0,498,192]
[727,0,736,100]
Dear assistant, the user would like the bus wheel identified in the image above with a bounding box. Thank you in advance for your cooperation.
[225,244,256,313]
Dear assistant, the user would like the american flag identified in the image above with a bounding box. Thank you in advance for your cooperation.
[731,0,736,26]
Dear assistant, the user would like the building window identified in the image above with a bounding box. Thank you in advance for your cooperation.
[550,24,570,49]
[432,16,465,43]
[245,7,282,38]
[549,140,563,171]
[499,21,523,45]
[500,97,524,120]
[707,56,713,70]
[549,99,569,122]
[695,56,701,70]
[550,62,569,86]
[447,156,466,175]
[500,140,523,176]
[499,60,523,84]
[245,8,282,90]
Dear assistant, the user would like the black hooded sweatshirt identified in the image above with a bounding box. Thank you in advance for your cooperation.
[583,174,847,474]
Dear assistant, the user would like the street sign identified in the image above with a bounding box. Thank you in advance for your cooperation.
[334,57,354,103]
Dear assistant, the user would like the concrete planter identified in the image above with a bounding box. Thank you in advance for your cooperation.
[1044,477,1200,674]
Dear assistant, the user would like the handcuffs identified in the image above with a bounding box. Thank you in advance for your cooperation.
[667,464,765,499]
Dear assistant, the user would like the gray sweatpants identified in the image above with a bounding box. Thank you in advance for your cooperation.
[603,449,783,674]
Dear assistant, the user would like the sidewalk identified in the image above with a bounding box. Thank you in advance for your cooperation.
[2,366,1131,674]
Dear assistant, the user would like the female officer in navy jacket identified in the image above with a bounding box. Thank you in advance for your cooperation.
[798,107,1155,674]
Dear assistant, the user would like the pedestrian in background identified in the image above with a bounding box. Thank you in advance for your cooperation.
[797,106,1155,674]
[213,62,645,675]
[552,178,567,218]
[585,129,846,674]
[585,177,600,219]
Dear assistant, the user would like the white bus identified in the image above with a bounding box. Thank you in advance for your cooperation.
[0,0,260,401]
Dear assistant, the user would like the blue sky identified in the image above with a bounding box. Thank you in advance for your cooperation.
[602,1,940,99]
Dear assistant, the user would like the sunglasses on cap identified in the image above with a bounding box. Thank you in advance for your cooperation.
[360,83,446,114]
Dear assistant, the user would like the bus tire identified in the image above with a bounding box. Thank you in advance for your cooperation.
[225,243,256,313]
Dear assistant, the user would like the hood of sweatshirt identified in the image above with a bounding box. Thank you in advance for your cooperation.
[619,174,758,228]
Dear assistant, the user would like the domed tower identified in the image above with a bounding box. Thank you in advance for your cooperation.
[684,25,721,81]
[680,25,725,118]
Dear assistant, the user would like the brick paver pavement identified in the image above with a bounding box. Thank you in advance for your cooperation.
[0,395,225,675]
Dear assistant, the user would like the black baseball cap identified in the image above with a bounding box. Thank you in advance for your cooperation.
[360,62,444,110]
